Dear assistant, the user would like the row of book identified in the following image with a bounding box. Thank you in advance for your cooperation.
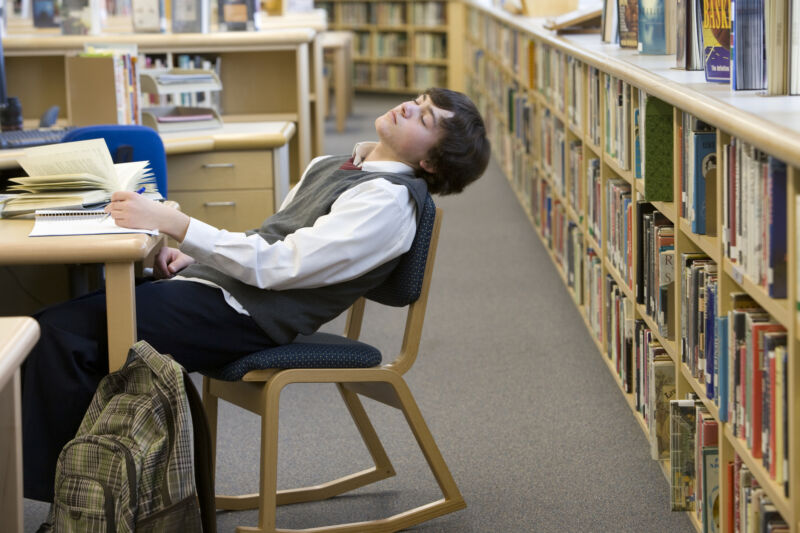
[535,44,565,117]
[413,33,447,60]
[721,139,788,299]
[609,0,800,94]
[320,0,447,27]
[373,32,408,58]
[411,65,447,89]
[604,74,631,171]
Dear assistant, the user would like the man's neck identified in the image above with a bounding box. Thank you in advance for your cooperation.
[363,143,408,167]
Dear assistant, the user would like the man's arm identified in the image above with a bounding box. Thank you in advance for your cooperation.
[179,178,416,290]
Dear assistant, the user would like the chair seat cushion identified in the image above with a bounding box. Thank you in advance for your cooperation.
[205,332,382,381]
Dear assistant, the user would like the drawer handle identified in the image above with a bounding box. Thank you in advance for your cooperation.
[202,163,235,168]
[204,201,236,207]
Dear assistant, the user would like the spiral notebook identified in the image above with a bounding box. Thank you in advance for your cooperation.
[29,209,159,237]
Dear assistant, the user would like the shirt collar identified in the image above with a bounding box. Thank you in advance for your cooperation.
[351,142,415,176]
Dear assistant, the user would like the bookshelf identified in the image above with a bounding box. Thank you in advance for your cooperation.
[3,29,320,181]
[314,0,463,93]
[463,2,800,532]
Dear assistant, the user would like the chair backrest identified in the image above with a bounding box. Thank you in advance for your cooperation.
[62,125,168,198]
[364,194,437,307]
[346,195,442,375]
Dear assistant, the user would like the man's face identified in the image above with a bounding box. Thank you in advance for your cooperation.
[374,93,454,172]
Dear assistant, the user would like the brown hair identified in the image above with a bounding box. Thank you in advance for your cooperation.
[417,88,491,195]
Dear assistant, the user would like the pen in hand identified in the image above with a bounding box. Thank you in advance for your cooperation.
[103,186,146,222]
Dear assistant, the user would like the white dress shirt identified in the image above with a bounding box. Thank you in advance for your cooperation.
[174,143,419,314]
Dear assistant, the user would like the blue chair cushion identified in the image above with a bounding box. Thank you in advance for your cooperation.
[205,332,382,381]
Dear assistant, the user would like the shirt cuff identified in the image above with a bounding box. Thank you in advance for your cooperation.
[179,218,226,258]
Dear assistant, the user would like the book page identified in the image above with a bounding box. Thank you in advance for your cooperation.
[114,161,153,190]
[17,139,117,186]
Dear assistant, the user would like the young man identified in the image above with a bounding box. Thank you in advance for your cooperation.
[22,88,490,502]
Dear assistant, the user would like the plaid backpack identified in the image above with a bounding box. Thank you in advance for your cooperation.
[42,340,215,532]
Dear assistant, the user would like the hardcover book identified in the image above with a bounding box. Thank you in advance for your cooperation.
[702,447,721,533]
[703,0,731,82]
[617,0,639,47]
[670,399,697,511]
[691,131,717,235]
[172,0,209,33]
[638,0,675,54]
[649,353,675,460]
[218,0,259,31]
[643,95,673,202]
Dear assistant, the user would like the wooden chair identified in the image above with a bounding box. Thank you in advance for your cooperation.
[200,196,465,532]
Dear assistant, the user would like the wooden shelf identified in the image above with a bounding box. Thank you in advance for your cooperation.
[464,1,800,529]
[320,0,457,92]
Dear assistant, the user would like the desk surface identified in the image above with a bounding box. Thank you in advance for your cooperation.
[0,317,40,391]
[0,219,161,265]
[0,120,296,169]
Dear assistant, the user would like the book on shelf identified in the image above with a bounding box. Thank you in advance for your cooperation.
[1,139,155,217]
[617,0,638,47]
[695,406,718,530]
[218,0,259,29]
[33,0,61,28]
[765,0,789,95]
[543,5,602,33]
[675,0,702,70]
[766,156,787,298]
[670,398,697,511]
[715,315,729,419]
[702,0,731,82]
[731,0,766,90]
[637,0,676,54]
[701,447,720,533]
[131,0,166,32]
[172,0,209,33]
[689,130,716,235]
[648,349,674,461]
[601,0,618,43]
[642,95,673,202]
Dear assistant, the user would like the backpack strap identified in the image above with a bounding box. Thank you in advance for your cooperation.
[183,370,217,533]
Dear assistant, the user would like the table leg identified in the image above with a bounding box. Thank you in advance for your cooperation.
[334,46,346,132]
[104,262,137,372]
[0,370,23,533]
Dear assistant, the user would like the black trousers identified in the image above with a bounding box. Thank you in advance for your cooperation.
[22,279,277,502]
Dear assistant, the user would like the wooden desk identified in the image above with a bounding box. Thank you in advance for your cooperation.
[0,121,296,231]
[0,317,41,533]
[160,121,296,230]
[0,222,163,372]
[3,29,318,178]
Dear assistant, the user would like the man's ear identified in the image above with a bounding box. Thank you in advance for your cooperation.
[419,159,436,174]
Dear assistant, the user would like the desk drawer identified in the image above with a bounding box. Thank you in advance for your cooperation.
[168,151,273,191]
[170,190,274,232]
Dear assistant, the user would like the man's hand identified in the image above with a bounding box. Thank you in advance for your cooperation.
[153,246,195,279]
[105,191,191,241]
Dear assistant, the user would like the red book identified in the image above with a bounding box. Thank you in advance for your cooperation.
[749,323,784,458]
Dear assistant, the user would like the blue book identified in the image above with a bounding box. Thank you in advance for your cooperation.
[768,156,787,298]
[716,315,729,421]
[691,131,716,235]
[638,0,668,54]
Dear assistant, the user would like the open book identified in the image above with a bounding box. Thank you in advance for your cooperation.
[2,138,155,217]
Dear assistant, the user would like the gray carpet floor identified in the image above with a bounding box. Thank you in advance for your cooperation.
[24,93,695,532]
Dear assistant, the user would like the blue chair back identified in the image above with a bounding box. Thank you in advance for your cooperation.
[62,125,168,198]
[364,194,436,307]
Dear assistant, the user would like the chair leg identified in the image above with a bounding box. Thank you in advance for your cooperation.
[272,384,395,506]
[390,377,463,503]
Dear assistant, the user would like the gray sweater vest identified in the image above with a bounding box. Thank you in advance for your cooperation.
[180,155,428,345]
